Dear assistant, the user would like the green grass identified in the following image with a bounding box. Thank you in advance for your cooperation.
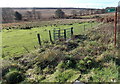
[42,69,80,82]
[2,22,119,83]
[79,61,118,82]
[2,22,99,58]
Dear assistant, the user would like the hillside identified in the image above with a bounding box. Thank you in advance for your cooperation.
[1,22,120,83]
[13,8,101,18]
[2,7,105,23]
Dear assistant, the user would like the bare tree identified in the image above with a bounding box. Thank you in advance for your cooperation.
[2,8,14,23]
[55,9,65,18]
[31,9,41,20]
[71,10,77,16]
[25,11,33,21]
[31,9,37,20]
[79,10,82,16]
[36,11,41,19]
[14,11,22,20]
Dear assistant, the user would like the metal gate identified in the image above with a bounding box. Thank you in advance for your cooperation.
[53,27,73,41]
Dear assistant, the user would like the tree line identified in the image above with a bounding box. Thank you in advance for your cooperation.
[2,8,105,23]
[2,8,41,23]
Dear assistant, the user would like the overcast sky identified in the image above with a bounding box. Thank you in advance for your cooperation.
[0,0,120,8]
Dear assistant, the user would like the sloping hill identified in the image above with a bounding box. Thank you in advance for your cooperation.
[1,23,120,83]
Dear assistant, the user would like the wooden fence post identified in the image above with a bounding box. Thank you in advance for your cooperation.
[71,27,73,37]
[114,7,117,47]
[64,29,66,41]
[58,29,60,40]
[53,28,55,41]
[84,25,85,31]
[37,33,41,46]
[49,30,54,44]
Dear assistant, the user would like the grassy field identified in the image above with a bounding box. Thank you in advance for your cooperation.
[2,22,119,83]
[2,21,99,58]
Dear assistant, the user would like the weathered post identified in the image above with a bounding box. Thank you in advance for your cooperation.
[64,29,66,41]
[58,28,60,40]
[49,30,54,44]
[71,27,73,38]
[53,28,55,41]
[117,1,120,63]
[114,7,117,47]
[118,1,120,48]
[37,33,41,46]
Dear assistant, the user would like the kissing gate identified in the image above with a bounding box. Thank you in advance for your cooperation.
[53,27,74,41]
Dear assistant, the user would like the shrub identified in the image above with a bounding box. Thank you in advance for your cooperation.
[43,66,54,74]
[56,69,80,82]
[61,59,76,69]
[2,60,23,77]
[64,41,79,51]
[55,9,65,18]
[52,45,67,51]
[76,56,96,72]
[36,50,64,69]
[5,71,24,84]
[42,50,63,62]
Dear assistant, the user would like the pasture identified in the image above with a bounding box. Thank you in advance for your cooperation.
[2,21,99,58]
[2,22,119,83]
[1,7,120,84]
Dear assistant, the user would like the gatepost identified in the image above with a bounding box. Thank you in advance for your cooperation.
[118,1,120,52]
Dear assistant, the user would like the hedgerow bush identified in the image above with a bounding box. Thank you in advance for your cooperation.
[5,70,24,84]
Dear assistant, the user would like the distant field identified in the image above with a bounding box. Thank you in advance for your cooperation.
[2,21,99,58]
[2,19,95,29]
[14,9,84,18]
